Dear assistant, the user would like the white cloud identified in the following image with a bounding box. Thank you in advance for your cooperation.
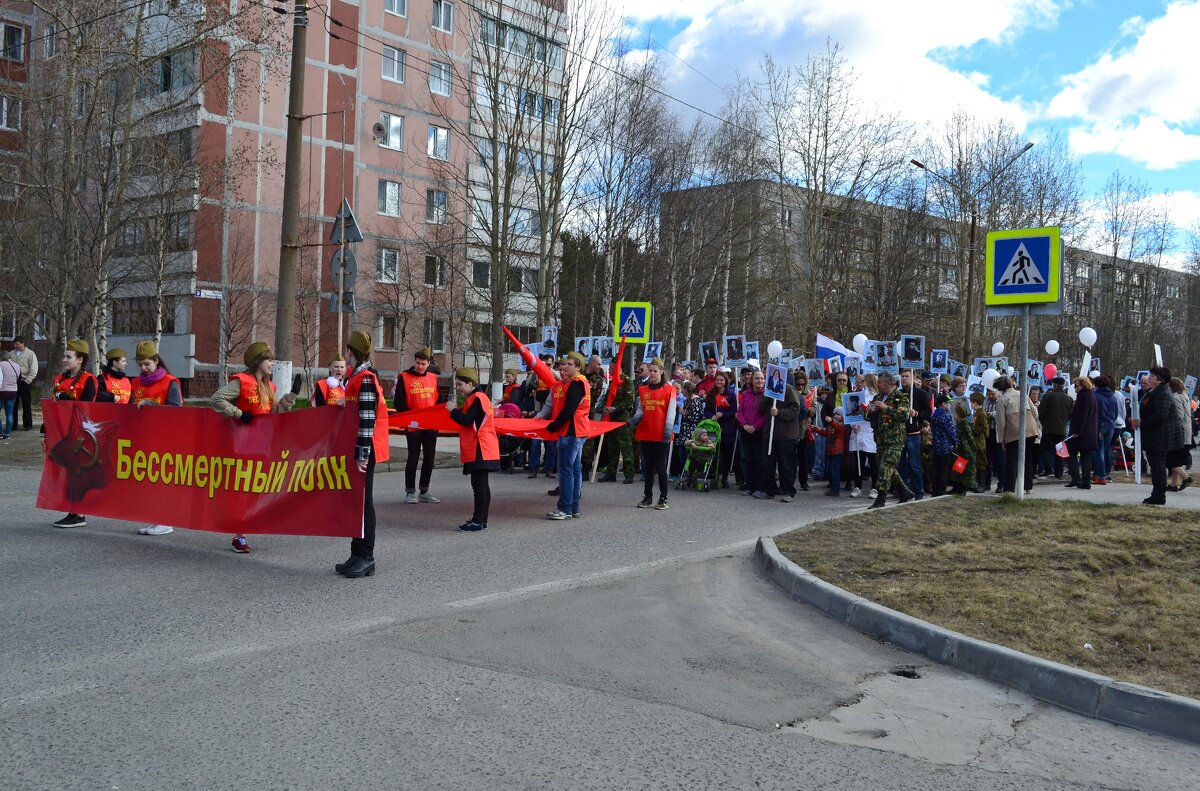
[1069,118,1200,170]
[614,0,1065,134]
[1047,2,1200,125]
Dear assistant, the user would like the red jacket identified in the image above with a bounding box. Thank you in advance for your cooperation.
[814,422,848,456]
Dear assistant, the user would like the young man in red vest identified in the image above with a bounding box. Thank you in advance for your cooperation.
[394,347,442,504]
[312,354,347,406]
[545,351,590,520]
[336,330,391,578]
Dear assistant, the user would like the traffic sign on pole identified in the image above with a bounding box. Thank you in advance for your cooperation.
[329,198,364,244]
[330,248,357,288]
[985,226,1061,307]
[613,301,652,343]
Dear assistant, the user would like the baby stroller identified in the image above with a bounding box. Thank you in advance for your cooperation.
[676,419,722,492]
[494,402,528,472]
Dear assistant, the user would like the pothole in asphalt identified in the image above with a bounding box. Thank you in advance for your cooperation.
[847,728,889,739]
[890,666,922,679]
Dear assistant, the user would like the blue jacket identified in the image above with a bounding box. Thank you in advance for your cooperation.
[1094,386,1118,432]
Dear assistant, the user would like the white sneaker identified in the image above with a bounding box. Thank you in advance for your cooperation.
[142,524,174,536]
[851,487,862,498]
[869,489,878,499]
[418,492,441,503]
[405,492,418,504]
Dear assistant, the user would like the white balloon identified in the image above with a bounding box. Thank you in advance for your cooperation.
[1078,327,1097,348]
[895,341,903,356]
[852,334,867,354]
[991,342,1005,356]
[1006,366,1016,376]
[1045,339,1060,355]
[767,340,783,359]
[981,369,999,388]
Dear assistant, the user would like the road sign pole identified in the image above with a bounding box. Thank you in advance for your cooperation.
[337,204,347,352]
[1015,304,1030,501]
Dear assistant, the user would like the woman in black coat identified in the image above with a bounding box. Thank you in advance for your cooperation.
[1066,376,1098,489]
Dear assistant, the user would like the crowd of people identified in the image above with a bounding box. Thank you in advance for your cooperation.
[18,333,1200,580]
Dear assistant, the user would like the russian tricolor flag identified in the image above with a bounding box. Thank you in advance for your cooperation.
[815,333,853,372]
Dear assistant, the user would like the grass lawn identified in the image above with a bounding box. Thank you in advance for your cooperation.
[775,497,1200,699]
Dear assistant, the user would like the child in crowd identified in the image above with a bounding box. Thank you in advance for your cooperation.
[970,391,990,493]
[810,385,831,480]
[929,394,957,497]
[813,406,848,497]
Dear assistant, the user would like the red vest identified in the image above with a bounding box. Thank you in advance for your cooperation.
[635,382,676,442]
[502,382,520,403]
[549,374,591,437]
[345,367,391,463]
[314,378,346,406]
[399,370,439,410]
[100,372,132,404]
[231,372,276,415]
[53,372,97,401]
[458,390,500,464]
[130,373,180,405]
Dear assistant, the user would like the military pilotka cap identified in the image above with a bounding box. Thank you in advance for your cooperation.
[347,330,372,358]
[414,347,433,360]
[650,357,665,368]
[135,341,158,360]
[66,339,89,355]
[330,353,345,364]
[566,351,586,367]
[455,367,479,383]
[504,368,519,377]
[106,347,127,361]
[243,341,271,368]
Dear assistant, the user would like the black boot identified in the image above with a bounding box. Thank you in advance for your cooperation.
[341,556,376,578]
[867,490,887,509]
[598,473,617,482]
[898,487,913,504]
[334,556,355,574]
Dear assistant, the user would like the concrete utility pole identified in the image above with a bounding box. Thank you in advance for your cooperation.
[274,1,309,364]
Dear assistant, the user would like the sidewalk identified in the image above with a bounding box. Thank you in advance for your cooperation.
[1025,474,1200,510]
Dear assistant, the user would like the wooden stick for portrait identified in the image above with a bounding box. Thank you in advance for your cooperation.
[768,397,778,455]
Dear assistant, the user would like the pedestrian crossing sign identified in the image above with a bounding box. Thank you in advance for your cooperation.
[613,301,652,343]
[985,227,1061,306]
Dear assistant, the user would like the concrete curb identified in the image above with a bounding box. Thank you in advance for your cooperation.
[755,535,1200,745]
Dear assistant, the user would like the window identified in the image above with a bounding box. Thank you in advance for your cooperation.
[0,95,20,130]
[380,316,398,350]
[427,125,449,160]
[0,162,17,200]
[781,208,792,228]
[117,220,146,252]
[472,259,490,288]
[384,0,407,16]
[111,296,176,335]
[429,61,452,96]
[382,46,405,83]
[424,255,447,287]
[517,149,538,178]
[143,50,195,94]
[508,267,537,295]
[943,268,957,283]
[163,129,193,164]
[472,200,491,231]
[432,0,453,32]
[509,207,540,236]
[471,321,493,350]
[377,179,400,216]
[43,22,58,57]
[166,213,191,251]
[2,24,24,62]
[423,319,445,353]
[1166,284,1181,299]
[425,189,448,224]
[475,137,507,168]
[378,112,403,149]
[378,248,400,283]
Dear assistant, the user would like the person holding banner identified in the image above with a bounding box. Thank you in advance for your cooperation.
[545,351,591,520]
[211,341,296,553]
[130,341,182,536]
[334,331,389,576]
[96,348,132,404]
[631,358,676,510]
[395,348,443,505]
[758,373,802,501]
[446,368,500,531]
[45,339,98,529]
[312,355,347,407]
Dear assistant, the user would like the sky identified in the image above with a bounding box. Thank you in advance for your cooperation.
[614,0,1200,261]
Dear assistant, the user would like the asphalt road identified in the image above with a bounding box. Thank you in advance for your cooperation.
[3,447,1200,790]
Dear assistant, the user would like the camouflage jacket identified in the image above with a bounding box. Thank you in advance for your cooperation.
[877,388,911,447]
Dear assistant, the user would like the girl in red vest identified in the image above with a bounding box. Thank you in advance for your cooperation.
[131,340,182,536]
[96,348,132,404]
[46,339,98,529]
[631,357,677,510]
[210,341,295,553]
[446,367,500,532]
[312,354,347,406]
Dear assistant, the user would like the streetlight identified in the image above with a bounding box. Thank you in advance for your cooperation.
[911,141,1034,360]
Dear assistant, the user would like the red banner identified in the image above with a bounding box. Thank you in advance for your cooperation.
[390,404,627,440]
[37,401,365,537]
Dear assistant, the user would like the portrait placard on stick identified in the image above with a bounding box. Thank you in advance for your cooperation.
[929,349,949,375]
[900,335,925,368]
[842,392,867,425]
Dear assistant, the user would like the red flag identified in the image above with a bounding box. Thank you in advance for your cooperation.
[604,336,627,420]
[390,404,625,441]
[502,325,555,388]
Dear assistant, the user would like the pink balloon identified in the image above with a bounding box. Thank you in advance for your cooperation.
[1043,363,1058,380]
